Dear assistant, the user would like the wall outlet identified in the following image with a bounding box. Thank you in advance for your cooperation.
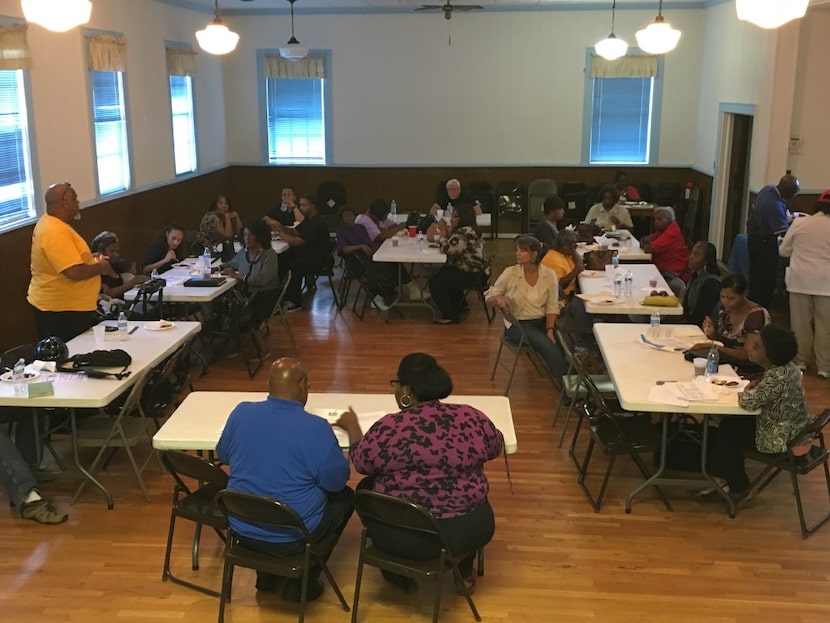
[788,137,802,155]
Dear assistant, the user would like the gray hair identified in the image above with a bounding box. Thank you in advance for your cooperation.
[446,178,461,190]
[655,206,676,222]
[553,229,577,250]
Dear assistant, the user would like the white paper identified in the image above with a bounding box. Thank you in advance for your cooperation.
[648,384,689,407]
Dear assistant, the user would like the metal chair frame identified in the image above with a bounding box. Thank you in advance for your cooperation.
[489,307,545,395]
[351,490,482,623]
[215,490,350,623]
[160,450,228,596]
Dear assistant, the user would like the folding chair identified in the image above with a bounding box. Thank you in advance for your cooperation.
[576,392,672,513]
[489,308,545,395]
[126,277,165,320]
[215,490,350,623]
[351,490,482,623]
[739,407,830,538]
[305,241,339,307]
[160,451,228,596]
[141,339,195,430]
[72,368,155,505]
[552,327,616,453]
[265,270,297,354]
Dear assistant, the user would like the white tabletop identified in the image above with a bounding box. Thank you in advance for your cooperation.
[124,261,238,303]
[153,391,517,454]
[373,235,447,265]
[593,323,757,415]
[390,213,491,227]
[232,239,290,254]
[577,263,683,315]
[0,321,201,408]
[576,235,651,262]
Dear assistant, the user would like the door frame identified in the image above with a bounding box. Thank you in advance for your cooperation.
[710,103,755,257]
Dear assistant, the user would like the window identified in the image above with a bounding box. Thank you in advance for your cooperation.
[266,78,326,164]
[589,77,653,164]
[169,75,197,175]
[0,69,35,228]
[585,53,661,165]
[91,70,130,194]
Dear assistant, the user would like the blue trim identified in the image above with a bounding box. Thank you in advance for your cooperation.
[718,102,756,117]
[164,39,193,50]
[256,49,332,166]
[82,27,125,38]
[226,160,689,169]
[163,41,199,176]
[23,68,41,223]
[582,48,663,166]
[154,0,709,17]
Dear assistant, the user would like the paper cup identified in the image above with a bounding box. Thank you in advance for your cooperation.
[693,358,707,377]
[391,237,399,247]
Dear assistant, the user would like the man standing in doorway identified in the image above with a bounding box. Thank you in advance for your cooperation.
[746,173,799,308]
[27,182,117,341]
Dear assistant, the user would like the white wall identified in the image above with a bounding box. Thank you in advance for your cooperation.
[787,7,830,191]
[0,0,228,205]
[224,8,704,166]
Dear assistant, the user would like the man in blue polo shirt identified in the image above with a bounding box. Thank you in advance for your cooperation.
[216,357,353,602]
[746,173,799,308]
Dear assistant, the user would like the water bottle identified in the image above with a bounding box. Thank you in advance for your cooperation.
[12,357,26,397]
[613,275,623,299]
[117,311,129,341]
[390,199,397,217]
[705,343,720,381]
[416,232,425,251]
[649,310,661,338]
[624,270,634,298]
[202,246,212,278]
[150,268,160,280]
[611,251,619,269]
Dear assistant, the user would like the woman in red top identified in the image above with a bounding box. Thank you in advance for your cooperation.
[642,206,690,281]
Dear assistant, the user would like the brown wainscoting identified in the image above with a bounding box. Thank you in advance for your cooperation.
[2,165,712,352]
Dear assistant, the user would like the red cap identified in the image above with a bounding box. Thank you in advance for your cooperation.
[819,190,830,204]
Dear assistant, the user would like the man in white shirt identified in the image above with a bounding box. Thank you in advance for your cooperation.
[779,190,830,378]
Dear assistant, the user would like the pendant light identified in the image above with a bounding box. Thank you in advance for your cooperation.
[196,0,239,56]
[635,0,681,55]
[595,0,628,61]
[280,0,308,61]
[736,0,808,30]
[21,0,92,32]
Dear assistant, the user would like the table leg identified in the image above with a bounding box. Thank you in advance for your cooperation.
[701,416,736,518]
[69,408,114,509]
[626,414,669,512]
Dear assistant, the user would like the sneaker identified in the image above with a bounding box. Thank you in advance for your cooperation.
[818,370,830,379]
[372,295,389,311]
[281,577,324,603]
[21,499,68,525]
[283,302,302,314]
[794,360,807,372]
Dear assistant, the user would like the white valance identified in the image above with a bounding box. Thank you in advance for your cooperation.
[591,54,658,79]
[263,54,325,79]
[166,47,197,76]
[86,34,127,72]
[0,23,31,70]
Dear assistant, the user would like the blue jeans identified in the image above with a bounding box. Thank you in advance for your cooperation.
[0,426,38,507]
[504,317,569,380]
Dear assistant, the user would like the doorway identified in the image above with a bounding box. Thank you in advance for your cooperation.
[710,105,754,260]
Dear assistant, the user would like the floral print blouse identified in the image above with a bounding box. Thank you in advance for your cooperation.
[350,401,504,519]
[441,226,488,274]
[717,303,770,349]
[738,362,809,454]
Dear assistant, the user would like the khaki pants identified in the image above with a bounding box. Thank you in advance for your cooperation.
[789,292,830,374]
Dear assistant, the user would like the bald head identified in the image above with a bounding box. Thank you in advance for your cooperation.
[777,174,800,201]
[267,357,310,405]
[44,182,79,222]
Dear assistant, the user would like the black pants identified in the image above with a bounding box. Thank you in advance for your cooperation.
[237,487,354,587]
[31,305,94,342]
[708,416,756,493]
[357,477,493,577]
[429,266,481,321]
[747,234,778,309]
[280,255,324,307]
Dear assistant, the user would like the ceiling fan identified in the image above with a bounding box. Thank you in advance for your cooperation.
[415,2,484,20]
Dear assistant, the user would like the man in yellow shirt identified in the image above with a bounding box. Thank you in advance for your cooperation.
[27,182,116,341]
[541,230,584,296]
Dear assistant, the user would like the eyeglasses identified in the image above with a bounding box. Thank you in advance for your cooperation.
[389,378,400,387]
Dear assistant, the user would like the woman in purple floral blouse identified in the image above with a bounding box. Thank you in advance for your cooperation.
[335,353,504,593]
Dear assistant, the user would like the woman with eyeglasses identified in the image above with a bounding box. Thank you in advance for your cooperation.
[335,353,503,595]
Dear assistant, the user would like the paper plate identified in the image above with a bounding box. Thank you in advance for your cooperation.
[582,270,605,278]
[592,298,617,305]
[144,321,175,331]
[1,370,41,383]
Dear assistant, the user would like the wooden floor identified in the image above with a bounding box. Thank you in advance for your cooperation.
[3,239,830,623]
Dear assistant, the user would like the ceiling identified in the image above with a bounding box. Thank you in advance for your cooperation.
[161,0,830,16]
[163,0,715,16]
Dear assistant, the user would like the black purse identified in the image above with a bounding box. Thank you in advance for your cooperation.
[60,349,133,379]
